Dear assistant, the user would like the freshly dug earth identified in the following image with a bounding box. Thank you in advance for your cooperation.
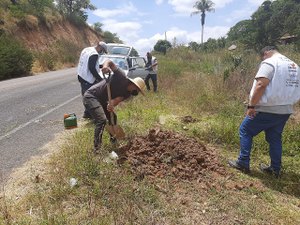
[117,128,227,181]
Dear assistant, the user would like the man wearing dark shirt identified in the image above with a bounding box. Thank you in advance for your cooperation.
[83,59,145,153]
[77,41,107,118]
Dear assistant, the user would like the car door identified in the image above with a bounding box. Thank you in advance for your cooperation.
[127,57,149,79]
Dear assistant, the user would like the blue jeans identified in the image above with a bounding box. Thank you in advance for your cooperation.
[237,112,290,172]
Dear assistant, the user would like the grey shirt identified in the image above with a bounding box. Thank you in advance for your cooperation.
[255,62,293,114]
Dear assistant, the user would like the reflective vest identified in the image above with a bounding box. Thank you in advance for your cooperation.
[250,53,300,106]
[77,47,100,84]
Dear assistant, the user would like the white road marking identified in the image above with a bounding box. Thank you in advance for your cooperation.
[0,95,81,141]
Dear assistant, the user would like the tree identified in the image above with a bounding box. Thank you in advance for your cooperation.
[93,22,103,34]
[227,19,256,47]
[191,0,215,44]
[130,48,139,57]
[27,0,54,18]
[102,31,123,43]
[226,0,300,50]
[154,40,172,54]
[55,0,96,22]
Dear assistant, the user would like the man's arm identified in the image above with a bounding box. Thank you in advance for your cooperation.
[152,59,158,67]
[88,55,102,82]
[101,59,118,74]
[247,77,269,117]
[249,78,269,106]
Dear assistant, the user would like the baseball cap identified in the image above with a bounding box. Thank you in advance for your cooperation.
[99,41,108,53]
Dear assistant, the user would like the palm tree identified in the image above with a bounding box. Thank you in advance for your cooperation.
[191,0,215,44]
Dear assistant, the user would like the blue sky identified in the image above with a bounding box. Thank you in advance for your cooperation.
[87,0,265,56]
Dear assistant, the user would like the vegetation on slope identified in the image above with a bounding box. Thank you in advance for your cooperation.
[1,46,299,224]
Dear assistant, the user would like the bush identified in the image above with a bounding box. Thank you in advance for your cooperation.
[0,35,33,80]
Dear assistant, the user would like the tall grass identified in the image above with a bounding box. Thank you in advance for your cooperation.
[159,47,300,156]
[33,39,81,72]
[1,46,300,224]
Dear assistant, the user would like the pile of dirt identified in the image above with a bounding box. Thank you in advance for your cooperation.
[117,128,227,181]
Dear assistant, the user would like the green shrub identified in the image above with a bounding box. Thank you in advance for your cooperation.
[0,35,33,80]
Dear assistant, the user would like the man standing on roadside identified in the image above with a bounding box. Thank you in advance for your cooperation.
[83,59,145,154]
[77,41,107,119]
[228,46,300,178]
[145,52,158,92]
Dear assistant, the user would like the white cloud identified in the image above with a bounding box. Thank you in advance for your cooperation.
[248,0,265,6]
[168,0,234,15]
[155,0,164,5]
[211,0,234,9]
[93,2,137,18]
[225,8,252,24]
[102,19,142,44]
[225,0,265,24]
[133,26,230,56]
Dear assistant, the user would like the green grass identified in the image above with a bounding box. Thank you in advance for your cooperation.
[1,46,300,224]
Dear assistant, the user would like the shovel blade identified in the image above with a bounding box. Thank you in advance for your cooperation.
[106,125,125,139]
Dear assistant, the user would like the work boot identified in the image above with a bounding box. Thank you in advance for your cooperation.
[83,114,92,119]
[228,160,250,174]
[260,163,280,178]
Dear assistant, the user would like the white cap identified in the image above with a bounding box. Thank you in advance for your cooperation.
[98,41,108,53]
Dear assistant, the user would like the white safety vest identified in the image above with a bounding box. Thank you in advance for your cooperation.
[77,47,100,84]
[150,57,158,74]
[250,53,300,106]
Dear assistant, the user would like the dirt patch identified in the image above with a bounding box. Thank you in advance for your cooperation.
[117,128,227,182]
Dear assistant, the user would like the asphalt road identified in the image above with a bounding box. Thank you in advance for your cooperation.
[0,68,84,184]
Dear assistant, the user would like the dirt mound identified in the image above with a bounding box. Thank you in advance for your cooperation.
[117,128,226,181]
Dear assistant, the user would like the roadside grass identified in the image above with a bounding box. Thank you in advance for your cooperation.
[1,47,300,224]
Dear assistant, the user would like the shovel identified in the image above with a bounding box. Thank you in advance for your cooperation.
[105,76,125,140]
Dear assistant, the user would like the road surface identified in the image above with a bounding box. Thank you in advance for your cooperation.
[0,68,84,184]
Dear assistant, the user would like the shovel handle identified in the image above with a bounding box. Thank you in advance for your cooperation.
[106,82,115,126]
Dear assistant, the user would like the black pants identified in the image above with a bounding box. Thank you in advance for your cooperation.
[145,73,157,92]
[78,76,97,118]
[83,96,117,150]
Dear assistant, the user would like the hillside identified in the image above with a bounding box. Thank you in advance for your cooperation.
[0,4,102,75]
[11,18,100,52]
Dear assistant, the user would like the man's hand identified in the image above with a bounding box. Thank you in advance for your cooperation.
[107,97,124,112]
[107,103,114,112]
[246,108,256,119]
[101,59,117,74]
[101,67,111,75]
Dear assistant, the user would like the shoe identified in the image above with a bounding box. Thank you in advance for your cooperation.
[228,160,250,174]
[260,164,280,178]
[83,114,93,119]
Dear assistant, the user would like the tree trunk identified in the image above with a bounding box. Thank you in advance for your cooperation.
[201,25,204,44]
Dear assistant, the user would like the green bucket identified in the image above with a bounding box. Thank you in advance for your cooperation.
[64,113,77,129]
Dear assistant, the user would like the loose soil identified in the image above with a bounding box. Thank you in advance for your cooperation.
[117,128,227,182]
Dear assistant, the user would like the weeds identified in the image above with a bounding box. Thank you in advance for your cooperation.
[1,47,300,224]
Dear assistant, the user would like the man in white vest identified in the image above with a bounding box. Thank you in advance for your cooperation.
[77,41,107,118]
[229,46,300,178]
[145,52,158,92]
